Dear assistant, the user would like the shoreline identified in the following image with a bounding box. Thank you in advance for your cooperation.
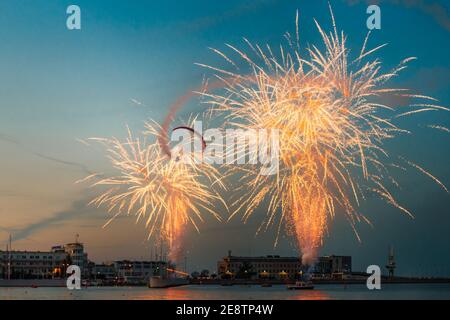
[189,278,450,286]
[1,278,450,288]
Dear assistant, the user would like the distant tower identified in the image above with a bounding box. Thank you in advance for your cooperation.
[385,246,396,279]
[7,234,12,280]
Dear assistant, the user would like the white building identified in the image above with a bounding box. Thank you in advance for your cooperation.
[91,263,117,283]
[0,249,68,279]
[0,241,90,279]
[113,260,167,285]
[62,243,89,276]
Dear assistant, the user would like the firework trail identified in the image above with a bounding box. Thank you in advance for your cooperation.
[84,121,226,262]
[427,125,450,133]
[197,8,449,265]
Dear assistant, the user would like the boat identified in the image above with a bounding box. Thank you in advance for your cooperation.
[287,281,314,290]
[261,283,272,287]
[148,248,190,289]
[221,282,233,286]
[30,284,38,289]
[149,276,189,288]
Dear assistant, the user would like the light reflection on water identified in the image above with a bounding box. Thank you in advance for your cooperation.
[1,284,450,300]
[131,285,331,300]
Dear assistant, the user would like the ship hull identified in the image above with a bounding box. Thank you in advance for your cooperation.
[149,276,189,288]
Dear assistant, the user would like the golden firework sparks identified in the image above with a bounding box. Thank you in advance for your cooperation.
[84,121,226,262]
[198,8,449,265]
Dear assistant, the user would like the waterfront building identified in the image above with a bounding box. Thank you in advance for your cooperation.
[0,239,89,280]
[112,260,167,285]
[217,251,303,280]
[91,263,117,283]
[217,251,353,280]
[90,260,168,285]
[63,242,89,276]
[314,255,352,276]
[0,249,68,279]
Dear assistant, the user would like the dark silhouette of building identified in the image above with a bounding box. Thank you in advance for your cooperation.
[217,250,302,279]
[314,255,352,275]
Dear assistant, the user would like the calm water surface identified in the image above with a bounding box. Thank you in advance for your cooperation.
[1,284,450,300]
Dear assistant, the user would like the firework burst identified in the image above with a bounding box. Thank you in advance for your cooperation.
[84,121,226,262]
[198,8,449,264]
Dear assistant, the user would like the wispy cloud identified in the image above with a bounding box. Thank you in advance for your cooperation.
[0,133,96,176]
[2,198,99,243]
[30,151,95,175]
[0,226,13,233]
[0,133,20,145]
[0,189,30,198]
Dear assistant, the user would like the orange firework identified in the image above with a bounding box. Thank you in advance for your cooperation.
[84,121,225,262]
[198,8,449,265]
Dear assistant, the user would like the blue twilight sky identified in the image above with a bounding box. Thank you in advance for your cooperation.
[0,0,449,275]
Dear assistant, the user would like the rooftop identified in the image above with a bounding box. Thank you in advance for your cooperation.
[223,255,301,262]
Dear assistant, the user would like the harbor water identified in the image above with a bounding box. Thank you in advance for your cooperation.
[1,283,450,300]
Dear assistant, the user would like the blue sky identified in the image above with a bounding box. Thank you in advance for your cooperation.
[0,0,449,275]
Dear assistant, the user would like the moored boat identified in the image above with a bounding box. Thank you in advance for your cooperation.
[287,281,314,290]
[149,276,189,288]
